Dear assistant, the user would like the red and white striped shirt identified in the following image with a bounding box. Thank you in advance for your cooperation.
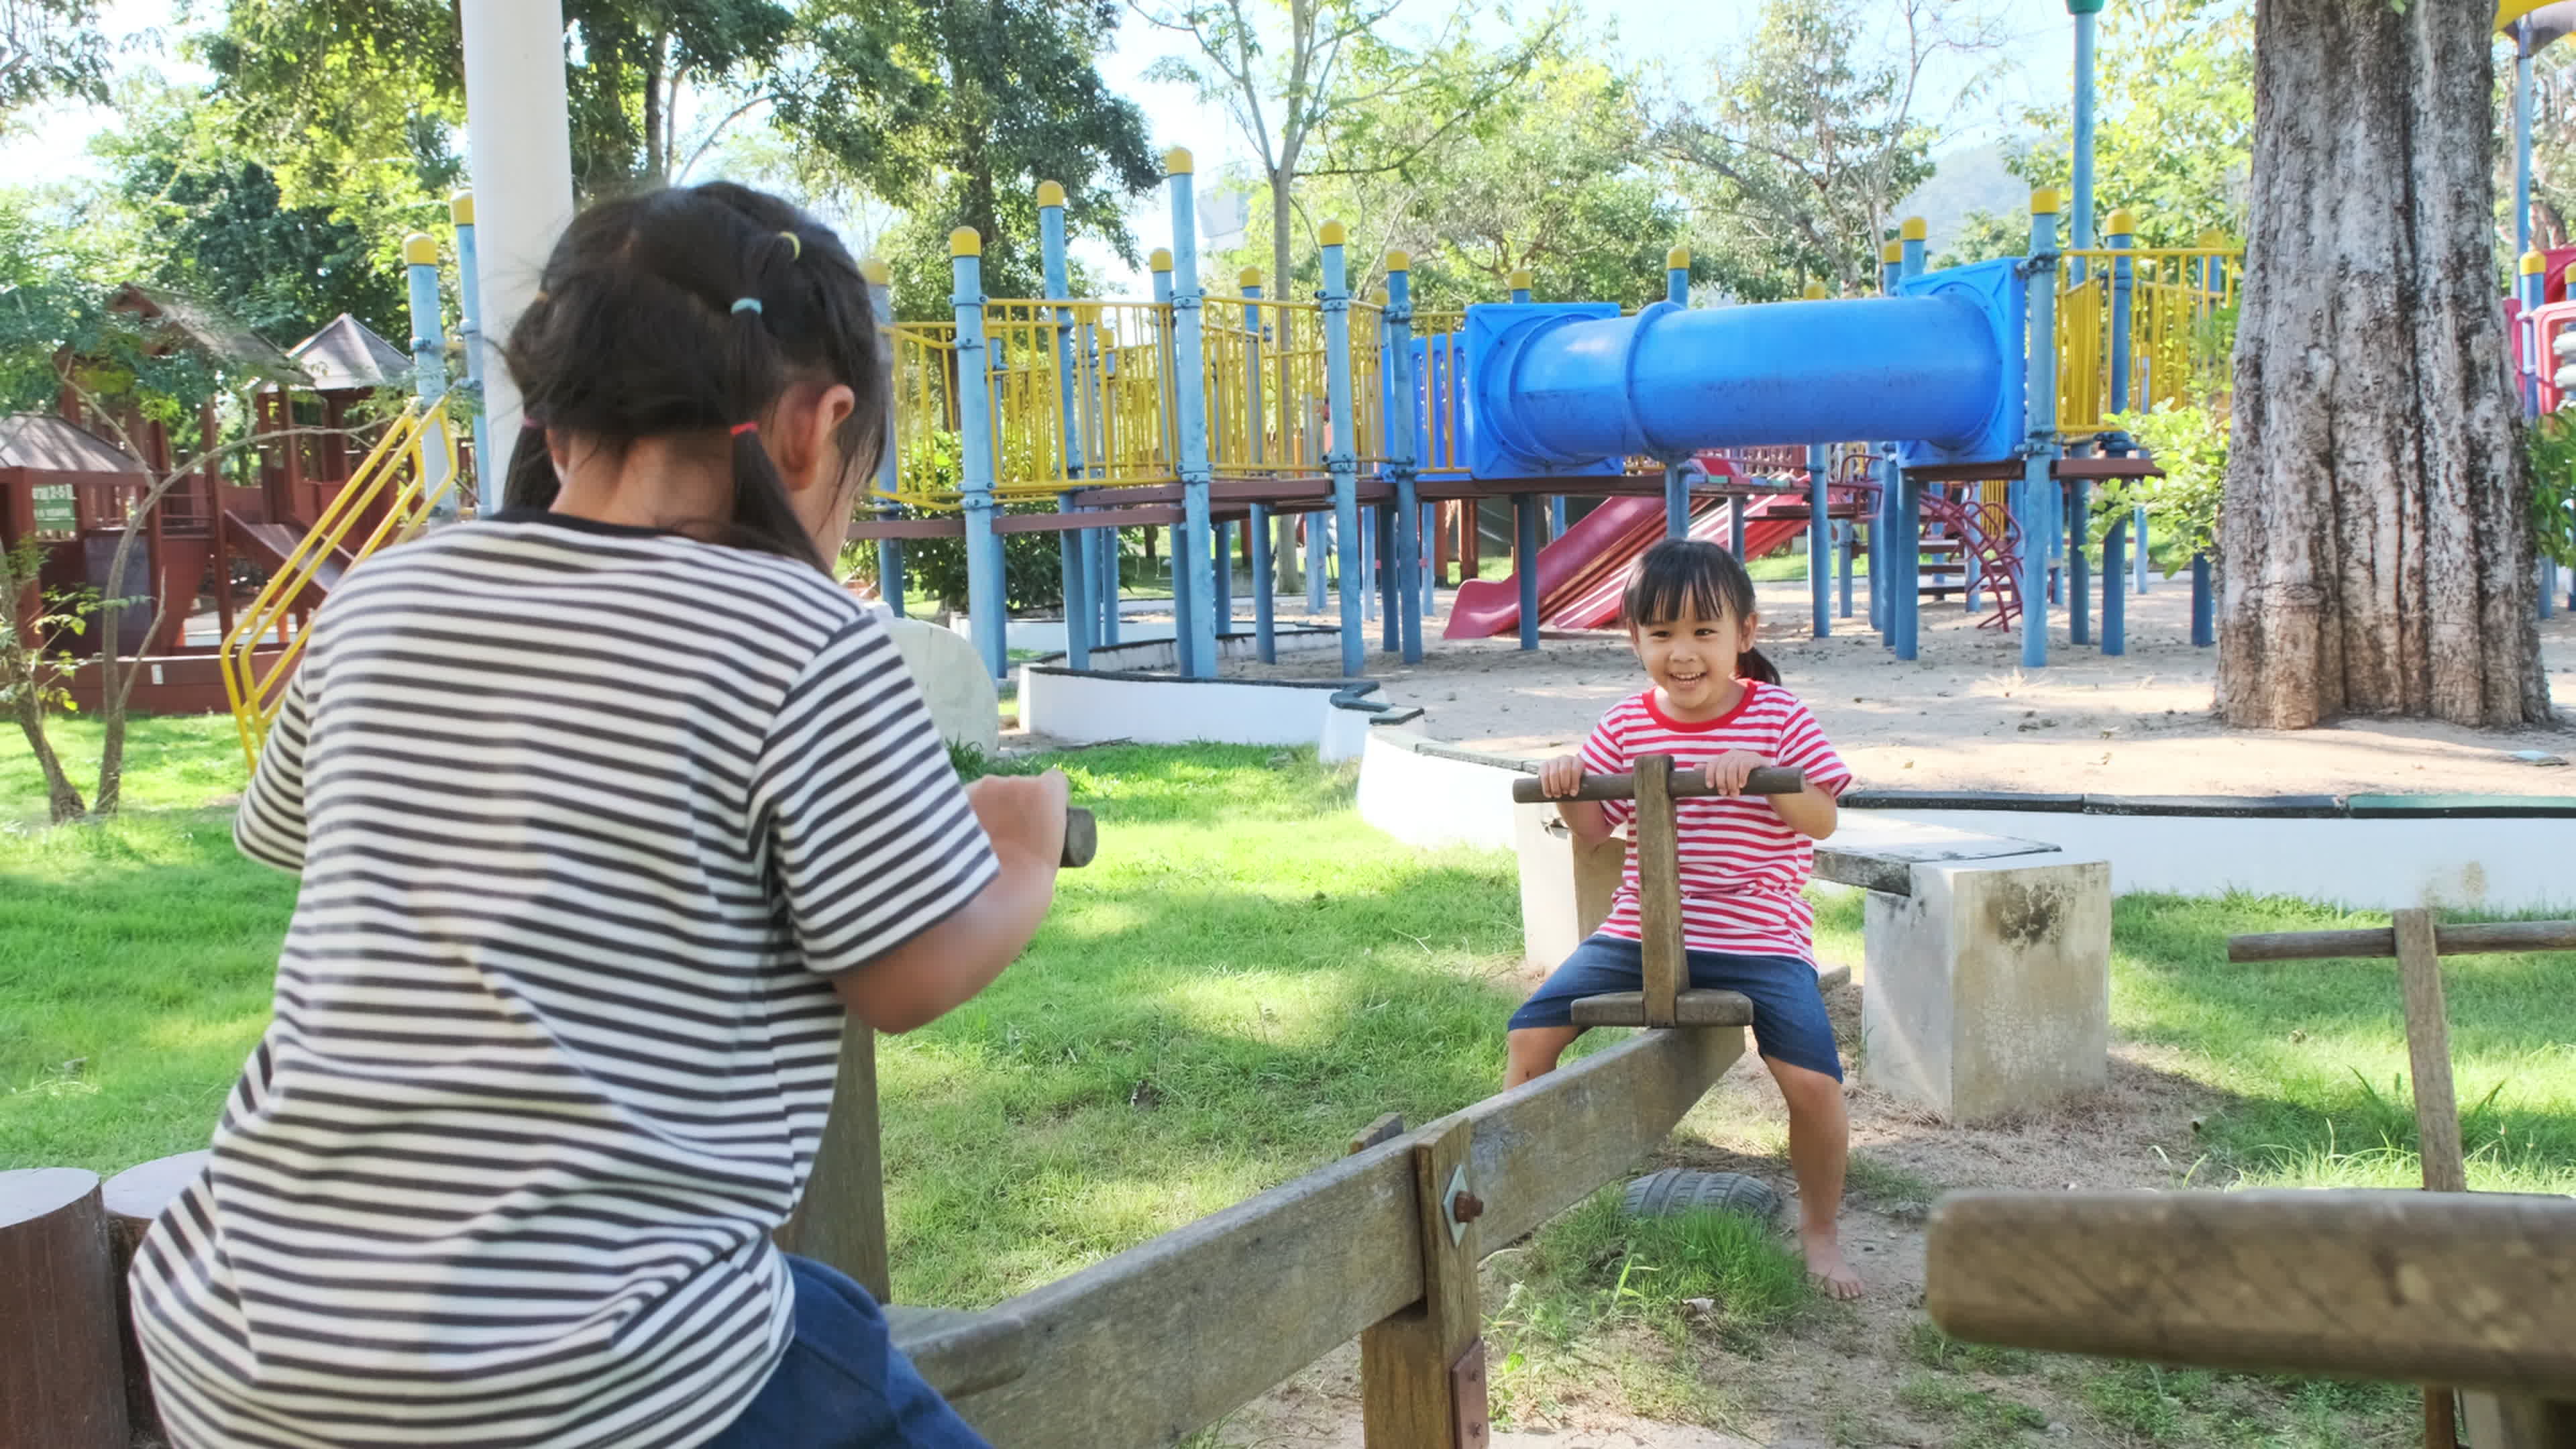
[1578,682,1853,961]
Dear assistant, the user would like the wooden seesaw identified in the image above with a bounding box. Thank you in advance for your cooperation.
[1510,757,1846,1025]
[1924,910,2576,1449]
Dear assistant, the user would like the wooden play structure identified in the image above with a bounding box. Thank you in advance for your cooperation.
[1,225,480,721]
[1929,913,2576,1449]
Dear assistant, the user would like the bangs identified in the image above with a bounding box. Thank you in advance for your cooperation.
[1621,539,1753,629]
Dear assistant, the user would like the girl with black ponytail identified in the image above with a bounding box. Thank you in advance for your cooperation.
[131,184,1049,1448]
[1509,538,1867,1300]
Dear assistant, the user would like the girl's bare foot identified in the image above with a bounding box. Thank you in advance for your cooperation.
[1801,1224,1863,1299]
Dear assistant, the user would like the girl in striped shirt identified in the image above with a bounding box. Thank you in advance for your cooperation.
[1514,539,1862,1298]
[131,184,1054,1446]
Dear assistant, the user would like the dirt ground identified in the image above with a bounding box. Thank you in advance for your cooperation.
[1209,965,2229,1449]
[1224,578,2576,798]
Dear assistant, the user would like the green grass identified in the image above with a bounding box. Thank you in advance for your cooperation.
[6,718,2573,1447]
[2106,892,2576,1196]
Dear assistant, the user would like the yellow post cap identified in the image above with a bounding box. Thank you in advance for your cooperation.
[1238,267,1263,289]
[1149,248,1173,273]
[2030,188,2061,215]
[859,257,891,285]
[1900,217,1928,241]
[1666,246,1691,270]
[449,191,474,225]
[1036,180,1067,209]
[1508,268,1533,291]
[1881,241,1903,264]
[402,232,439,266]
[950,227,981,257]
[1163,147,1193,176]
[1319,220,1347,247]
[2523,250,2548,276]
[2104,207,2137,235]
[1802,280,1829,300]
[2563,264,2576,288]
[1385,249,1410,273]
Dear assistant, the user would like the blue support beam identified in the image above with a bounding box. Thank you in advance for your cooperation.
[1807,442,1830,638]
[1516,493,1541,651]
[1387,256,1426,662]
[1164,151,1219,678]
[1038,182,1089,669]
[2021,192,2061,669]
[951,231,1008,682]
[865,262,906,618]
[1320,223,1366,676]
[1241,272,1275,663]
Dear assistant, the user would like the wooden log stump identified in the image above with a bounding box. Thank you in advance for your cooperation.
[1,1168,131,1449]
[102,1152,209,1448]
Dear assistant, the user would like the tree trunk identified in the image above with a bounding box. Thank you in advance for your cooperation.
[2218,0,2549,729]
[11,690,86,823]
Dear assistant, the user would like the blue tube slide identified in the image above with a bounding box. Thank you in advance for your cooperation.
[1462,259,2025,479]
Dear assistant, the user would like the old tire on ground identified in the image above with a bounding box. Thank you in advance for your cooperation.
[1620,1167,1780,1224]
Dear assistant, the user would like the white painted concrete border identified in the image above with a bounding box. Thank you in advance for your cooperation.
[1020,669,1346,749]
[1863,809,2576,912]
[1349,731,2576,910]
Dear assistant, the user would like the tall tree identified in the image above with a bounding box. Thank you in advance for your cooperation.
[93,82,408,345]
[2219,0,2546,728]
[1659,0,1998,299]
[0,0,109,119]
[1232,28,1686,312]
[778,0,1159,312]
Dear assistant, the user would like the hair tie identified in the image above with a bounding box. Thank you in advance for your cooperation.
[730,421,759,436]
[730,297,763,315]
[779,231,802,262]
[521,413,545,431]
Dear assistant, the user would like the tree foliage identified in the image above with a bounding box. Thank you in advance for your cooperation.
[1212,21,1688,312]
[1943,0,2252,262]
[1660,0,1997,300]
[779,0,1158,312]
[0,0,111,119]
[91,82,407,345]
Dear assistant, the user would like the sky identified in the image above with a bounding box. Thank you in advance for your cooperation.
[0,0,2084,294]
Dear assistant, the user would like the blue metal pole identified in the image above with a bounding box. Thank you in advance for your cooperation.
[2070,0,2099,260]
[2102,513,2127,656]
[2069,476,2091,645]
[2522,250,2547,419]
[1807,441,1830,638]
[1895,221,1928,658]
[1320,222,1365,676]
[1165,150,1220,678]
[1038,182,1090,669]
[1242,270,1275,663]
[1215,509,1232,633]
[1516,493,1541,651]
[1386,253,1425,662]
[2518,34,2536,260]
[400,233,458,523]
[1871,240,1901,640]
[1662,247,1693,538]
[951,230,1008,682]
[864,260,906,619]
[2102,209,2135,652]
[2022,190,2061,669]
[1151,252,1190,668]
[2190,552,2214,647]
[448,193,494,515]
[1375,504,1397,651]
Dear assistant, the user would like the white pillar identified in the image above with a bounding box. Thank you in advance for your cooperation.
[458,0,576,449]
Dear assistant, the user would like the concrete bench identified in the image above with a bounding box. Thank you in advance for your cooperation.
[1514,799,2110,1123]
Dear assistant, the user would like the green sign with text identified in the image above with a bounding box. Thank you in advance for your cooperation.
[30,483,76,540]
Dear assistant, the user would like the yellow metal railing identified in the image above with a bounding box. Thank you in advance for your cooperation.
[222,398,460,765]
[2056,246,2241,434]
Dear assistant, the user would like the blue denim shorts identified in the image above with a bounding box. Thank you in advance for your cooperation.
[1507,934,1844,1081]
[703,1254,991,1448]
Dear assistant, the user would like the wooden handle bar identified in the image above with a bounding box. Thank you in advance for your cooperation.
[2226,919,2576,963]
[1062,808,1096,869]
[1511,766,1806,804]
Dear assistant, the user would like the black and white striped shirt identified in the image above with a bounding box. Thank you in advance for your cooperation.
[131,511,996,1448]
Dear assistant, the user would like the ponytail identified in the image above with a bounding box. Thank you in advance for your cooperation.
[500,183,885,572]
[1736,646,1780,686]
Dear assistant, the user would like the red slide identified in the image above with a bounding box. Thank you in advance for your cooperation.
[1443,492,1813,639]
